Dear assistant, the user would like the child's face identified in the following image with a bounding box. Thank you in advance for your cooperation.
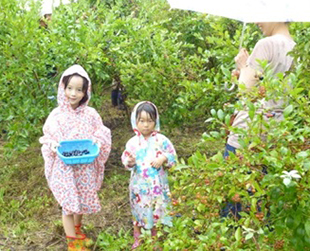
[65,75,85,109]
[136,111,156,138]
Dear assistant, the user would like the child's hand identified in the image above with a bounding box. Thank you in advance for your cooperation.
[127,153,136,167]
[151,155,167,169]
[92,138,101,149]
[46,139,60,152]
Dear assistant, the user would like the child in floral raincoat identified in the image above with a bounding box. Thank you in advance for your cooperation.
[39,65,111,251]
[121,101,177,249]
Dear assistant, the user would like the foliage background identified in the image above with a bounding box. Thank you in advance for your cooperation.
[1,0,249,152]
[1,0,310,250]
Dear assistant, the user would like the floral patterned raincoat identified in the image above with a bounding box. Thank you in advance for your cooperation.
[39,65,111,215]
[121,101,177,229]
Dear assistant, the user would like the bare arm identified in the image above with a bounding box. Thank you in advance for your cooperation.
[238,66,257,90]
[235,48,259,91]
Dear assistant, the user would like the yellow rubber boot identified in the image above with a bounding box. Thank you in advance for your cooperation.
[74,225,94,247]
[66,235,90,251]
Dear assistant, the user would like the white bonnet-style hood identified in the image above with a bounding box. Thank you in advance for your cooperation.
[57,64,91,111]
[130,101,160,136]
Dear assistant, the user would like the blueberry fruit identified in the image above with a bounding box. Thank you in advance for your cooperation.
[62,149,90,157]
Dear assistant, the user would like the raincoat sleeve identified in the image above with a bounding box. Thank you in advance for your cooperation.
[92,109,111,163]
[91,109,112,190]
[39,109,59,145]
[121,137,136,170]
[160,134,177,168]
[39,109,59,183]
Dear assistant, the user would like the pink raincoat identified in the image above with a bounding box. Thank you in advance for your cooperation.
[39,65,111,215]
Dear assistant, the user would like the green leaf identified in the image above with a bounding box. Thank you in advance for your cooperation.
[303,162,310,171]
[257,228,264,234]
[205,117,215,123]
[197,204,205,212]
[285,215,294,228]
[216,196,223,203]
[251,198,257,212]
[305,220,310,237]
[225,114,231,125]
[245,232,253,240]
[173,164,190,171]
[248,109,255,120]
[283,105,293,117]
[6,115,14,121]
[217,109,224,121]
[235,227,242,241]
[221,65,230,77]
[248,142,258,150]
[296,151,309,158]
[247,102,255,120]
[210,131,220,138]
[244,217,250,227]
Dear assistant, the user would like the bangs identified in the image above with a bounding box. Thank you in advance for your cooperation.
[136,103,157,122]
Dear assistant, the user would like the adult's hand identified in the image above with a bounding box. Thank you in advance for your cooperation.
[231,69,240,80]
[235,48,249,70]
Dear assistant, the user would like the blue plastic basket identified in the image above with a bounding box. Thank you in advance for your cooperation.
[57,139,99,165]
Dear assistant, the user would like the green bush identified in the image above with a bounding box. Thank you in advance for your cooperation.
[163,35,310,249]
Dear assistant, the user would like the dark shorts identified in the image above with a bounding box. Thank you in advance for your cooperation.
[223,143,237,158]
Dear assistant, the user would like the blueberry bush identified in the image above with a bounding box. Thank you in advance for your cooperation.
[1,0,244,152]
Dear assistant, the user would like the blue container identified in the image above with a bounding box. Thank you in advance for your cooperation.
[57,139,99,165]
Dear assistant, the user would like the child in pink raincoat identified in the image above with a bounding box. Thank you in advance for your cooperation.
[121,101,177,249]
[39,64,111,250]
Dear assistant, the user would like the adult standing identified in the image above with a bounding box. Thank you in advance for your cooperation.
[225,22,296,156]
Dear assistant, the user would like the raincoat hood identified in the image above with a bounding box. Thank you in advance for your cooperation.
[131,101,160,136]
[57,64,91,111]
